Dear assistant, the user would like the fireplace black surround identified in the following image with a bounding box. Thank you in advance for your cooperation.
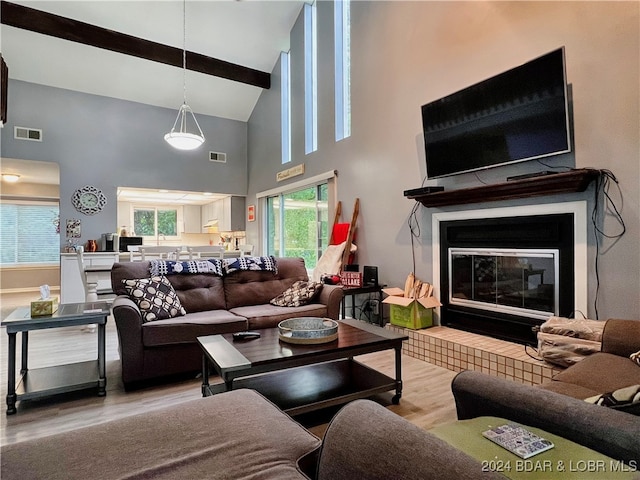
[439,214,575,345]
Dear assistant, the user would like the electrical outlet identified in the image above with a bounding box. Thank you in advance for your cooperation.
[371,300,380,315]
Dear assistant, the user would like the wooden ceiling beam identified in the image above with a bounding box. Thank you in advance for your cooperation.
[0,1,270,89]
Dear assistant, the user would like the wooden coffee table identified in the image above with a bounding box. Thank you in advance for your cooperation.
[197,319,408,416]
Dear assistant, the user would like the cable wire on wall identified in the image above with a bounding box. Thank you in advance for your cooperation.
[591,169,626,319]
[407,176,427,277]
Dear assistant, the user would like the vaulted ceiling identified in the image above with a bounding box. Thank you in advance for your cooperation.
[1,0,305,122]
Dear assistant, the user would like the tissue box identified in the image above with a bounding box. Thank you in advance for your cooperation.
[30,297,59,317]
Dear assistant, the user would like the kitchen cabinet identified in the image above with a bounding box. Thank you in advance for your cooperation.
[201,196,246,233]
[183,205,201,233]
[218,196,246,231]
[201,202,216,233]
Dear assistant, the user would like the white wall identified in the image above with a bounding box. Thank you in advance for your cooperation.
[247,1,640,321]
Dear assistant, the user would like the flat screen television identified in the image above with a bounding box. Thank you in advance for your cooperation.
[421,48,570,179]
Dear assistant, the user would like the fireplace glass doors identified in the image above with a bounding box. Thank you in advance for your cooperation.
[449,248,559,320]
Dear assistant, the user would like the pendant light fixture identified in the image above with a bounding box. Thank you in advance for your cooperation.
[164,0,205,150]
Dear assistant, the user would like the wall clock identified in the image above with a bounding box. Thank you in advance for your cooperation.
[72,185,107,215]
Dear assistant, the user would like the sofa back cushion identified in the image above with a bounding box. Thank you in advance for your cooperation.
[224,257,309,309]
[111,261,227,313]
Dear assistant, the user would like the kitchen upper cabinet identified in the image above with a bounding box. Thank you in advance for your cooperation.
[219,196,246,232]
[183,205,201,233]
[201,202,216,233]
[201,196,245,233]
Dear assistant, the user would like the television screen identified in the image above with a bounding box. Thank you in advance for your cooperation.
[422,48,570,179]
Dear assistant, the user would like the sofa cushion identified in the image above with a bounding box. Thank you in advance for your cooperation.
[0,389,321,480]
[122,276,186,323]
[230,303,330,330]
[537,381,601,399]
[224,257,309,309]
[270,280,323,307]
[548,352,640,396]
[142,310,247,347]
[112,261,227,313]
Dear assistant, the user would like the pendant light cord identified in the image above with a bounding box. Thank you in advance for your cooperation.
[182,0,187,105]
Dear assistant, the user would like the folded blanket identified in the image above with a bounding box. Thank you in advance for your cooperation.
[150,258,224,277]
[223,255,278,275]
[149,255,277,277]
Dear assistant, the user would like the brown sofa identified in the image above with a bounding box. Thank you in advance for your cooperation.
[110,257,344,388]
[537,318,640,414]
[4,385,639,479]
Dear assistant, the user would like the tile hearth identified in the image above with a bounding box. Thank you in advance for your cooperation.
[385,325,563,386]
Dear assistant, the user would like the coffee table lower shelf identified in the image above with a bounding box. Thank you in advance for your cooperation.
[203,358,398,416]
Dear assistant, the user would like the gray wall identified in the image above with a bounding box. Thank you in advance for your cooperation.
[247,1,640,321]
[2,80,248,247]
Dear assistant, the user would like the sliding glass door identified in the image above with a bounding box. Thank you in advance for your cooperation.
[267,184,328,270]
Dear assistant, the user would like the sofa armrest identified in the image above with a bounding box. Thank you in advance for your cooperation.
[111,295,145,386]
[316,399,506,480]
[316,284,344,320]
[602,319,640,357]
[452,370,640,464]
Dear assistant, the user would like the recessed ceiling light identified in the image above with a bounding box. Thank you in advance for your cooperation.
[2,174,20,183]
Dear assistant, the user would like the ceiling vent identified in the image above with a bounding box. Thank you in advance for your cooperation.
[14,126,42,142]
[209,151,227,163]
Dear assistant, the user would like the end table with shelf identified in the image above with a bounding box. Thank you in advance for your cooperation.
[2,302,110,415]
[341,284,385,325]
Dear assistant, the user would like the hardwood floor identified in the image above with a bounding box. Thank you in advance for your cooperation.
[0,292,459,446]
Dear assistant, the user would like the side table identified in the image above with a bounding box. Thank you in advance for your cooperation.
[2,301,110,414]
[341,284,384,325]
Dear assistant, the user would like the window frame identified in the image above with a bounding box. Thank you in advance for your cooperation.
[304,2,318,154]
[0,199,60,267]
[334,0,351,141]
[131,204,183,240]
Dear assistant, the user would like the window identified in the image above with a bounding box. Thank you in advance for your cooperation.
[281,51,291,164]
[334,0,351,141]
[0,202,60,265]
[267,183,328,270]
[133,207,179,239]
[304,2,318,154]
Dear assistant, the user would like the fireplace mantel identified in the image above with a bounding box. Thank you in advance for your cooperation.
[407,168,601,208]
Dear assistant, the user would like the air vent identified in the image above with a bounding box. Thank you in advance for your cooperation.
[14,126,42,142]
[209,151,227,163]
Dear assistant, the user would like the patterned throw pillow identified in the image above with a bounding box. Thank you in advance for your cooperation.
[122,276,186,322]
[270,280,323,307]
[631,350,640,366]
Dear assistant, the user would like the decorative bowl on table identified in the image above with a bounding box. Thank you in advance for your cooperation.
[278,317,339,345]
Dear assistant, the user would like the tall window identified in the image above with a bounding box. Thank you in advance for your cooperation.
[133,207,179,239]
[335,0,351,141]
[281,51,291,164]
[267,183,328,270]
[0,202,59,265]
[304,2,318,154]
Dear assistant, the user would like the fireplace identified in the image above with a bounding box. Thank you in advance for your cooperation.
[433,203,588,346]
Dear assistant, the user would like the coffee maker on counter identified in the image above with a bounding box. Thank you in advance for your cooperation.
[100,233,119,252]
